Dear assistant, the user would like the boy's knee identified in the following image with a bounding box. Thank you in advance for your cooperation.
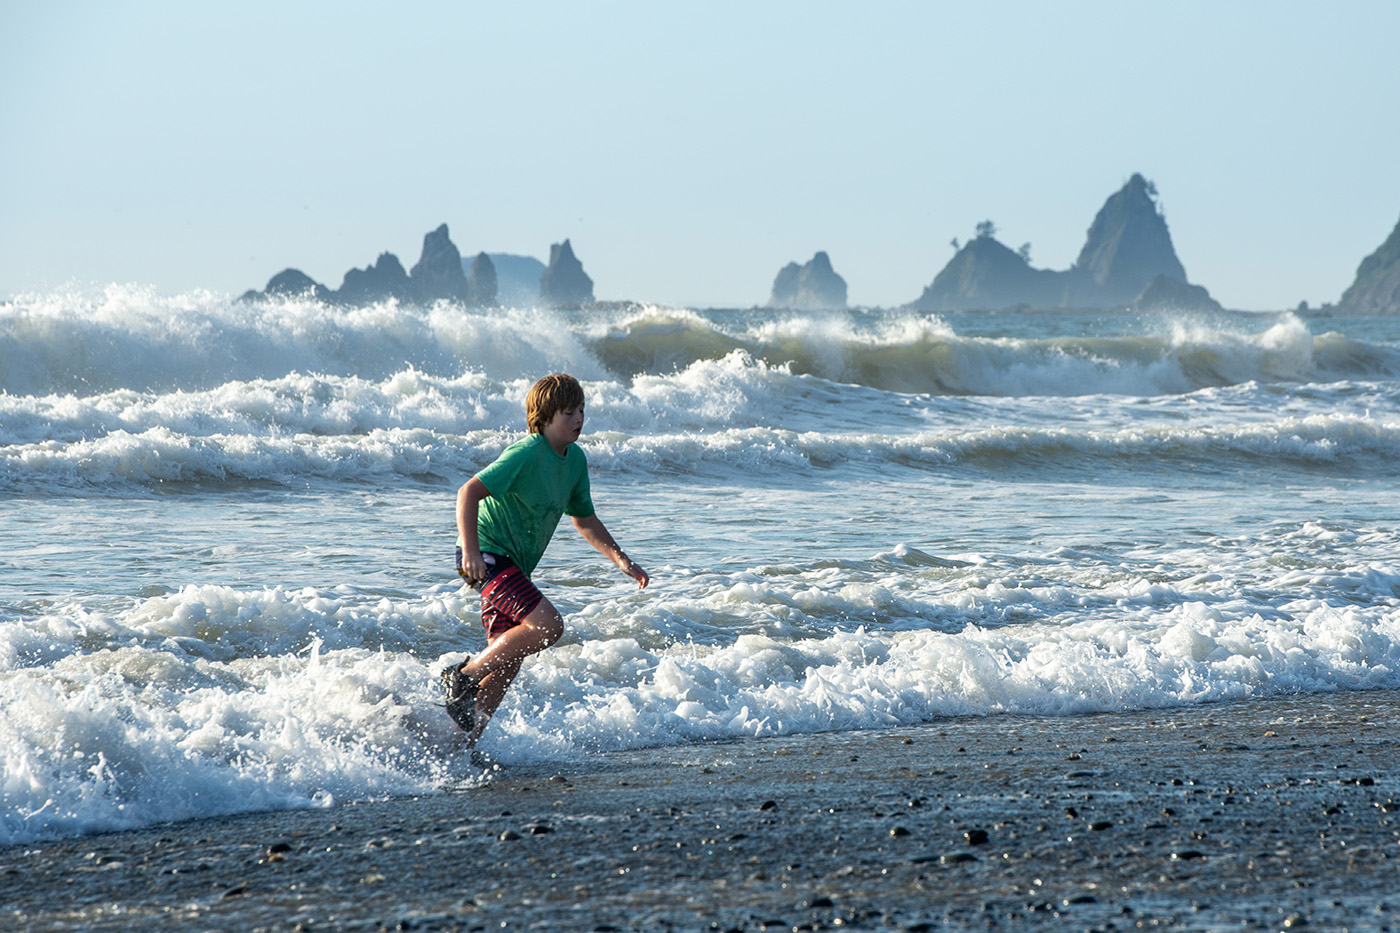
[527,601,564,645]
[540,614,564,647]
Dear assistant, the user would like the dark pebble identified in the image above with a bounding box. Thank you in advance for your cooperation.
[1170,850,1206,860]
[1090,821,1112,831]
[760,800,778,811]
[223,886,247,898]
[890,826,910,837]
[964,829,989,845]
[1284,914,1308,928]
[529,824,554,835]
[268,842,292,854]
[940,853,977,864]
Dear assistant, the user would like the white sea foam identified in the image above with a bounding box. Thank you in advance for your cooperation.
[5,290,1398,400]
[0,286,607,395]
[5,327,1400,492]
[4,398,1396,492]
[4,523,1398,844]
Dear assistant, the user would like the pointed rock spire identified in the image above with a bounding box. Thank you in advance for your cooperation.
[409,223,470,304]
[768,251,848,309]
[540,239,594,306]
[1074,173,1187,305]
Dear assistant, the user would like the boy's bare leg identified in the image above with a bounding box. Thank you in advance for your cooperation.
[466,657,522,746]
[460,597,564,683]
[456,597,564,746]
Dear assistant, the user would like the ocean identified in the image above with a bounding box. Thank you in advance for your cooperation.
[3,287,1398,847]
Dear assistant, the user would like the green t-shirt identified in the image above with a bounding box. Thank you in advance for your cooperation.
[467,433,594,577]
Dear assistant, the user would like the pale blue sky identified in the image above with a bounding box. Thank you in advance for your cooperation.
[3,0,1398,310]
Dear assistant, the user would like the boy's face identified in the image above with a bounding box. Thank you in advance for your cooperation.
[541,403,585,452]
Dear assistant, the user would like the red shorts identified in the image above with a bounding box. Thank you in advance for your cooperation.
[479,564,543,640]
[457,549,545,639]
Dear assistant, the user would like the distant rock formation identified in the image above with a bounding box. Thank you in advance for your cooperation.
[464,252,498,307]
[479,254,545,306]
[539,239,594,306]
[1338,214,1400,314]
[910,234,1072,312]
[909,174,1194,311]
[768,251,848,310]
[1075,174,1187,305]
[337,252,410,306]
[409,224,470,304]
[239,268,331,304]
[1132,274,1222,313]
[241,224,508,307]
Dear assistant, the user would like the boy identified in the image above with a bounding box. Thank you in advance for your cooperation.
[441,373,649,747]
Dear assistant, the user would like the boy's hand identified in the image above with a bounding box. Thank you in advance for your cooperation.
[459,549,488,587]
[622,559,649,589]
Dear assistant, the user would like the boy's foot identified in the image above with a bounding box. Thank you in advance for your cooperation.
[439,661,480,732]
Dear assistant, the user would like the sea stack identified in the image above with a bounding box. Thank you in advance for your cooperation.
[907,173,1194,311]
[1338,214,1400,314]
[539,239,594,306]
[409,224,470,304]
[464,252,498,307]
[1074,173,1188,306]
[910,232,1065,311]
[243,268,332,303]
[767,251,848,310]
[336,252,410,305]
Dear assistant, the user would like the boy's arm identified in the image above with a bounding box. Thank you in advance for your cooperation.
[455,477,491,584]
[572,513,649,589]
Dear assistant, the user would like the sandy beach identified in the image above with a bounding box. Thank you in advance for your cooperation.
[3,690,1397,932]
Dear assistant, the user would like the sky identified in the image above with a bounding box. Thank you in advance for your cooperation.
[3,0,1399,310]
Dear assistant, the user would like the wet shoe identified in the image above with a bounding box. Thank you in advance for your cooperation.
[439,661,479,732]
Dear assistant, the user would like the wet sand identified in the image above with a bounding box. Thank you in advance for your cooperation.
[4,690,1398,932]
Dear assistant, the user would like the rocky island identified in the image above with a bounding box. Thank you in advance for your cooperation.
[229,174,1400,315]
[539,239,595,307]
[239,225,590,309]
[909,174,1220,312]
[767,251,848,310]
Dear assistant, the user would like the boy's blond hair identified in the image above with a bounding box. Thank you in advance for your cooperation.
[525,373,585,434]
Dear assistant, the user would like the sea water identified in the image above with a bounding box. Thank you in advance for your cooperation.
[3,286,1398,844]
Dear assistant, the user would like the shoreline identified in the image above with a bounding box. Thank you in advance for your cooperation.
[5,690,1398,932]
